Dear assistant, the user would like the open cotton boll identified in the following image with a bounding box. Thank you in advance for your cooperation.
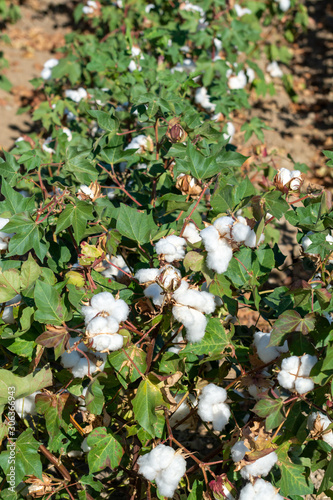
[172,305,207,342]
[86,316,120,335]
[194,87,216,112]
[172,283,216,315]
[90,292,115,312]
[326,234,333,245]
[239,479,284,500]
[168,332,185,354]
[157,265,181,291]
[81,437,91,453]
[155,235,186,262]
[213,216,234,238]
[155,454,187,498]
[232,222,251,243]
[307,412,333,447]
[183,223,202,244]
[41,58,59,79]
[206,240,233,274]
[61,350,82,369]
[277,0,290,11]
[289,170,302,191]
[169,393,197,430]
[231,440,249,462]
[197,383,231,431]
[294,377,314,394]
[228,70,247,89]
[145,283,164,307]
[267,61,283,78]
[65,87,87,102]
[298,354,317,377]
[102,255,130,279]
[42,137,55,154]
[234,4,252,16]
[135,268,159,283]
[254,331,288,363]
[301,232,315,255]
[138,444,175,480]
[201,225,221,252]
[223,122,236,142]
[125,135,149,152]
[91,333,124,352]
[15,391,41,419]
[246,67,255,83]
[240,451,278,479]
[245,230,265,248]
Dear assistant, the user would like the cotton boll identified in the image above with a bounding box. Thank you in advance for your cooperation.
[281,355,300,375]
[157,265,181,291]
[246,67,255,83]
[308,412,333,447]
[326,234,333,245]
[65,87,87,102]
[231,441,249,462]
[223,122,236,142]
[211,403,231,431]
[102,255,130,280]
[135,268,159,283]
[267,61,283,78]
[172,305,207,342]
[145,283,164,307]
[15,392,41,419]
[194,87,216,112]
[183,223,202,244]
[201,225,221,252]
[155,235,186,262]
[90,292,115,311]
[278,0,290,11]
[232,222,251,243]
[206,239,233,274]
[156,455,187,497]
[87,315,120,335]
[234,4,252,16]
[81,437,91,453]
[294,377,314,394]
[298,354,317,377]
[108,299,130,324]
[228,70,247,89]
[197,384,230,431]
[61,350,81,369]
[42,137,55,154]
[239,479,284,500]
[301,232,315,254]
[277,369,295,390]
[172,282,216,314]
[91,333,123,352]
[254,331,285,363]
[240,451,278,479]
[169,394,197,430]
[71,358,92,378]
[213,216,234,238]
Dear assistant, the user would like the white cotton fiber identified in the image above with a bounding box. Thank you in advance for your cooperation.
[232,222,251,243]
[90,292,115,311]
[155,235,186,262]
[137,444,186,498]
[278,355,316,394]
[172,305,207,342]
[294,377,314,394]
[87,316,120,335]
[206,240,233,274]
[81,437,91,453]
[307,411,333,447]
[254,331,288,363]
[172,281,216,314]
[169,393,197,430]
[267,61,283,78]
[102,254,130,279]
[201,225,221,252]
[183,223,202,244]
[135,268,159,283]
[197,383,230,431]
[107,299,130,324]
[239,479,284,500]
[231,440,249,462]
[91,333,124,352]
[145,283,164,306]
[71,358,92,378]
[157,265,181,290]
[228,70,247,89]
[213,216,234,238]
[61,350,81,369]
[15,391,41,419]
[298,354,317,377]
[240,451,278,479]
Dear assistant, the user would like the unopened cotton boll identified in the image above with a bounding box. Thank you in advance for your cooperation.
[197,383,231,431]
[267,61,283,78]
[254,331,288,363]
[240,451,278,479]
[145,283,164,306]
[155,235,186,262]
[239,479,284,500]
[135,268,159,283]
[15,391,41,419]
[289,170,302,191]
[231,440,249,462]
[183,222,202,244]
[172,305,207,342]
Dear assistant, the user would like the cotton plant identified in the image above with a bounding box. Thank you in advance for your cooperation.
[81,291,129,353]
[197,383,231,431]
[274,167,303,192]
[277,354,317,394]
[137,444,187,498]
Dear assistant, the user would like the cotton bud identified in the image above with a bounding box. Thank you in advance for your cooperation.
[166,118,188,143]
[239,479,284,500]
[307,411,333,447]
[197,383,231,431]
[156,265,182,292]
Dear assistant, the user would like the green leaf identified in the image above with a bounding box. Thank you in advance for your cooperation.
[269,310,302,346]
[175,142,221,180]
[116,204,158,245]
[0,429,42,485]
[181,318,231,355]
[132,376,165,437]
[0,367,52,415]
[86,375,105,415]
[87,427,124,472]
[107,346,147,389]
[277,443,313,496]
[0,268,21,302]
[5,214,47,261]
[88,110,117,133]
[264,191,290,220]
[253,397,285,430]
[0,179,34,215]
[71,201,95,244]
[20,254,41,290]
[34,280,67,325]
